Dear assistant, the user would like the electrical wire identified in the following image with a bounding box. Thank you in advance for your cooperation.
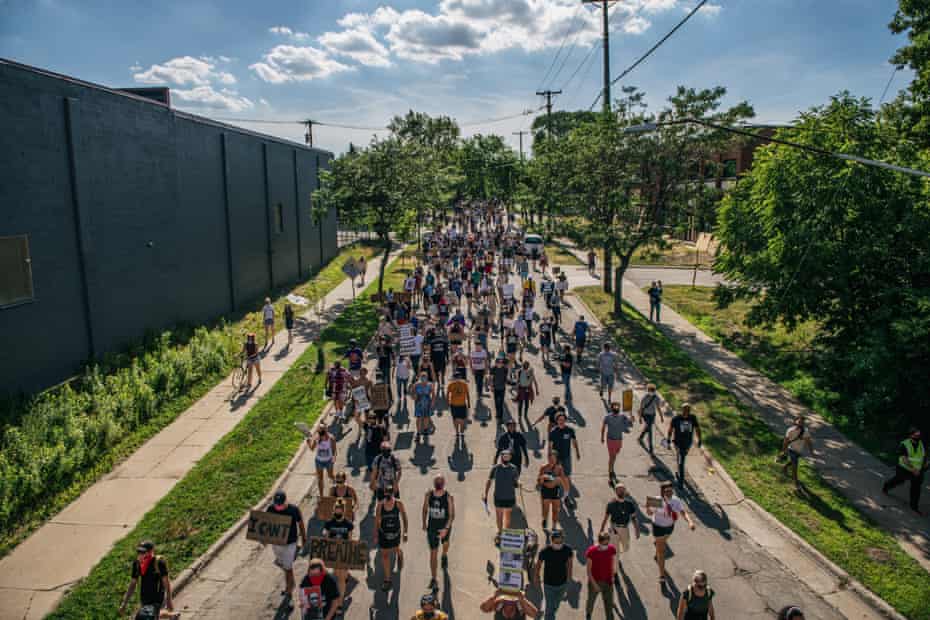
[538,4,584,91]
[878,66,900,105]
[589,0,712,110]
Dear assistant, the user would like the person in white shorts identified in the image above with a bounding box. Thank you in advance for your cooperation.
[266,490,307,607]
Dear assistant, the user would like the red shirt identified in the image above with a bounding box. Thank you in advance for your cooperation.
[585,544,617,583]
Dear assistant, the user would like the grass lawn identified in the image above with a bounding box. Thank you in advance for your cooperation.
[576,285,930,620]
[547,242,584,266]
[48,251,406,620]
[631,241,714,268]
[659,285,899,464]
[0,242,380,560]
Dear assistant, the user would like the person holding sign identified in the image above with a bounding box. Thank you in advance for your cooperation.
[479,590,538,619]
[330,470,358,506]
[298,558,342,620]
[267,490,307,607]
[422,474,456,592]
[646,481,696,585]
[321,500,354,609]
[375,486,408,593]
[309,427,337,499]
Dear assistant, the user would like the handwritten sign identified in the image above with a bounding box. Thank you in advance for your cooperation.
[499,528,527,593]
[246,510,293,545]
[308,537,369,570]
[399,325,413,340]
[622,389,634,413]
[342,259,360,279]
[352,385,370,411]
[371,384,390,411]
[316,496,356,521]
[399,336,416,357]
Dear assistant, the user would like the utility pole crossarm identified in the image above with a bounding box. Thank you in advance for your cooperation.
[582,0,611,114]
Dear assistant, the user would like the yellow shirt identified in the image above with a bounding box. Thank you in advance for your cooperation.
[446,380,469,407]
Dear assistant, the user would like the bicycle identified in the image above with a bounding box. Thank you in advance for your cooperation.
[231,355,248,391]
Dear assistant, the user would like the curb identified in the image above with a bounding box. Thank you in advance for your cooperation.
[172,249,402,597]
[568,291,905,620]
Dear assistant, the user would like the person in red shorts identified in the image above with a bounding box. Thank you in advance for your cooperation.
[585,531,617,620]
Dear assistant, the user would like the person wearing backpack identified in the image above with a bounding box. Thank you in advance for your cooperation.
[676,570,715,620]
[780,416,813,491]
[119,540,178,619]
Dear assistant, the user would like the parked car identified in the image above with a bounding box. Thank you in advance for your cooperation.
[522,233,544,258]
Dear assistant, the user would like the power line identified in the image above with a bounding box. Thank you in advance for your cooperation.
[589,0,711,110]
[878,65,900,105]
[538,4,584,91]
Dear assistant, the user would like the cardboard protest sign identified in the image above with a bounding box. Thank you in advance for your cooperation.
[399,336,416,356]
[352,385,370,411]
[308,537,369,570]
[246,510,293,545]
[316,496,356,521]
[342,259,360,279]
[499,528,526,593]
[295,421,314,438]
[370,384,390,411]
[622,389,634,413]
[399,325,414,340]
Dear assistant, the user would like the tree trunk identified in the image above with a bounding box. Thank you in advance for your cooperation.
[377,234,390,297]
[603,248,613,294]
[612,255,630,317]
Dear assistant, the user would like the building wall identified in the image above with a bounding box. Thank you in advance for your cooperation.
[0,59,337,394]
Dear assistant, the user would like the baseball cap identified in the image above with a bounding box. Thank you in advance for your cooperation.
[273,490,287,504]
[136,540,154,553]
[550,529,563,539]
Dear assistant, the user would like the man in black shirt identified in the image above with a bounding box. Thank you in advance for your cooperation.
[491,356,510,424]
[548,413,581,478]
[322,500,354,605]
[267,490,307,606]
[496,420,530,474]
[298,558,343,620]
[376,336,394,386]
[599,484,640,568]
[430,330,449,388]
[559,345,574,402]
[667,404,702,487]
[119,540,176,618]
[533,396,566,436]
[535,529,573,620]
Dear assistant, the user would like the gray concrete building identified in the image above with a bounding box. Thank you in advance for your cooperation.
[0,58,339,394]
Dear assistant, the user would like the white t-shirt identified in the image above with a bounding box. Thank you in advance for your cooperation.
[263,304,274,321]
[396,358,411,380]
[470,349,488,370]
[413,334,424,355]
[784,425,807,452]
[652,497,685,527]
[404,277,416,292]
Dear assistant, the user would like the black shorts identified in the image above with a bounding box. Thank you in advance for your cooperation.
[451,405,468,419]
[379,534,400,550]
[433,358,447,374]
[653,523,675,538]
[494,497,516,509]
[540,484,561,501]
[427,527,451,549]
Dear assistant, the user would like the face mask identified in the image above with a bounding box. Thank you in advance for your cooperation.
[382,448,391,456]
[423,612,435,619]
[598,544,609,551]
[334,512,344,519]
[551,542,563,550]
[434,482,444,490]
[273,503,286,511]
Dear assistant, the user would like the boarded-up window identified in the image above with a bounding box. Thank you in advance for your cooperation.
[0,235,35,307]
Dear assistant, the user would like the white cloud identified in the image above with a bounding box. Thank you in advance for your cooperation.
[249,45,353,83]
[133,56,236,86]
[259,98,270,106]
[319,27,392,67]
[218,55,234,63]
[695,2,722,17]
[270,25,310,40]
[172,86,253,112]
[623,15,651,34]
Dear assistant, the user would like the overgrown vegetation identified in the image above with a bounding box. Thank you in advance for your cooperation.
[577,286,930,619]
[47,253,406,619]
[0,243,378,557]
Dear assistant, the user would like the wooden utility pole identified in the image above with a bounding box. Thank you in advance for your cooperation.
[303,120,314,146]
[512,130,528,162]
[535,90,561,228]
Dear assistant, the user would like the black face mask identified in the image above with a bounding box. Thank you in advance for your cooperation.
[381,449,391,456]
[334,512,344,520]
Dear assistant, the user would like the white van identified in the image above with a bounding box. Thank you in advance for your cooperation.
[522,233,544,258]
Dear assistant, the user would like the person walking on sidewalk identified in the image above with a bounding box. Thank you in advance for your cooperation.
[587,249,597,277]
[375,486,408,593]
[558,345,574,402]
[585,532,617,620]
[533,396,566,437]
[537,450,569,532]
[484,449,520,535]
[118,540,178,619]
[882,427,928,515]
[597,342,620,404]
[262,297,275,347]
[395,356,412,415]
[638,383,664,455]
[284,303,295,349]
[470,341,489,397]
[549,413,581,479]
[321,500,354,608]
[601,402,630,483]
[667,404,702,487]
[371,442,402,500]
[298,558,342,620]
[266,490,307,607]
[600,484,640,570]
[515,360,538,421]
[422,474,455,592]
[648,281,663,323]
[534,529,573,620]
[309,427,337,498]
[358,255,367,286]
[446,373,471,444]
[573,316,590,361]
[647,481,695,585]
[780,416,814,491]
[410,372,436,442]
[496,420,530,475]
[491,356,510,425]
[677,569,716,620]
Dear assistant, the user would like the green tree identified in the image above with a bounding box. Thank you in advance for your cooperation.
[715,93,930,428]
[457,134,519,204]
[889,0,930,146]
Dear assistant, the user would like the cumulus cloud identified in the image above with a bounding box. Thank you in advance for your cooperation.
[172,86,253,112]
[270,25,310,40]
[133,56,236,86]
[695,2,722,16]
[249,45,352,83]
[623,15,651,34]
[319,27,392,67]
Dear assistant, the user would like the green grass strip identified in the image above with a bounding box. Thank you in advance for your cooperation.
[46,253,405,619]
[576,286,930,620]
[0,244,380,560]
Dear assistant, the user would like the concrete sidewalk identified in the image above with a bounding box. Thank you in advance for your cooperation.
[560,241,930,575]
[0,252,392,620]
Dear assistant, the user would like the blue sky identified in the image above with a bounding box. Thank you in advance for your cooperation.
[0,0,913,154]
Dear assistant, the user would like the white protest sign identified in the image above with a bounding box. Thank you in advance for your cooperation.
[286,294,309,306]
[352,385,370,411]
[399,336,416,356]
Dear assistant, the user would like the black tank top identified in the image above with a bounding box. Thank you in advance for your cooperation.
[427,492,450,529]
[380,503,401,540]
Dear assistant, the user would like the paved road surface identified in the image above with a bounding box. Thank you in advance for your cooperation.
[176,266,842,620]
[624,267,726,289]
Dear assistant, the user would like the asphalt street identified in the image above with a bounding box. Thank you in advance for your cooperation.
[175,264,841,620]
